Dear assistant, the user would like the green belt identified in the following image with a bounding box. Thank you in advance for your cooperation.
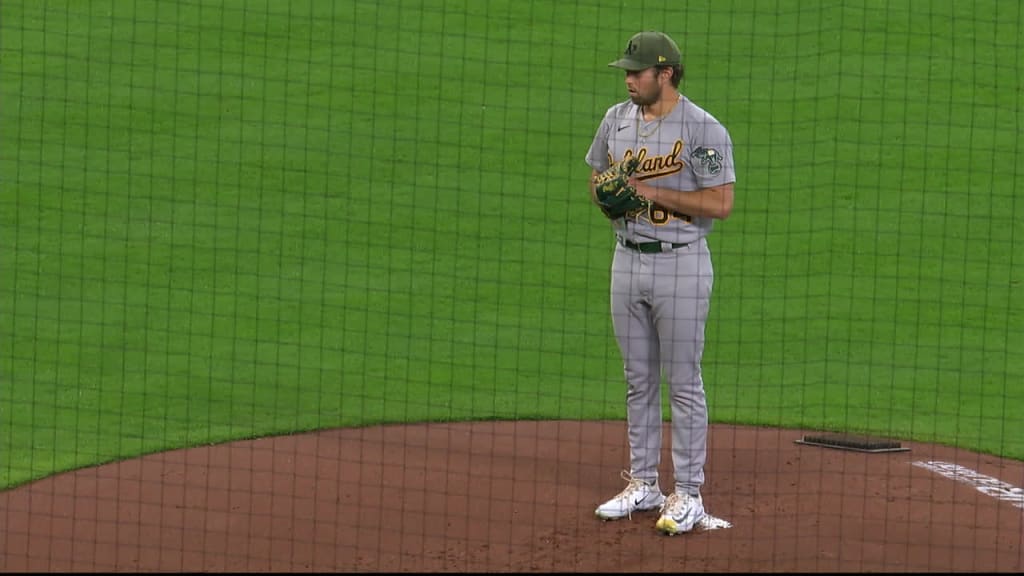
[618,237,689,253]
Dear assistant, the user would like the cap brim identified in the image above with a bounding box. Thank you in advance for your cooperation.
[607,58,650,71]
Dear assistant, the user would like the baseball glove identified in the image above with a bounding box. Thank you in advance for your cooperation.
[593,157,649,220]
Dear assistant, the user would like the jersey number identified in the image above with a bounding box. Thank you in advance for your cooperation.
[648,205,692,225]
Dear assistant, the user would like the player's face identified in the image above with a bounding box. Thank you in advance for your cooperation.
[625,68,662,106]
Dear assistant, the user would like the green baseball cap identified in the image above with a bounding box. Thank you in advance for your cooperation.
[608,31,681,71]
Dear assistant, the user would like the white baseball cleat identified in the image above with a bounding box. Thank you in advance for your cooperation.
[594,470,666,520]
[655,492,705,535]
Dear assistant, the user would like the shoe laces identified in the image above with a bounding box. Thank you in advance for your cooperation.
[661,492,698,516]
[613,470,653,519]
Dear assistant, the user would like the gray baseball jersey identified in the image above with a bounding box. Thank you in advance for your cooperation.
[585,95,735,243]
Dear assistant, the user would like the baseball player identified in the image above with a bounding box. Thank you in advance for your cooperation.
[586,30,735,535]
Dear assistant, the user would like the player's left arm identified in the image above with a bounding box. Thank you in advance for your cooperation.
[630,115,736,220]
[629,180,734,220]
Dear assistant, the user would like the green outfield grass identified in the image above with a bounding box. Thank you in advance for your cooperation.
[1,0,1022,490]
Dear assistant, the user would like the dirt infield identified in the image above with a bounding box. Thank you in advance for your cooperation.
[2,421,1022,572]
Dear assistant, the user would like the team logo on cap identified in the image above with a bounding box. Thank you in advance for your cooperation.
[625,40,637,55]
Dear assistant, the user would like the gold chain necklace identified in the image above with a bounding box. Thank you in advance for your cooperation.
[637,113,664,139]
[636,94,682,139]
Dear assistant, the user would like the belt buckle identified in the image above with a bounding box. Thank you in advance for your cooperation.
[660,241,672,253]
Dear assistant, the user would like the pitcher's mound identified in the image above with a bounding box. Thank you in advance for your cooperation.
[2,421,1022,572]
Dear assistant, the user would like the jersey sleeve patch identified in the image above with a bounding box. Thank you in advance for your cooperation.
[689,146,723,176]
